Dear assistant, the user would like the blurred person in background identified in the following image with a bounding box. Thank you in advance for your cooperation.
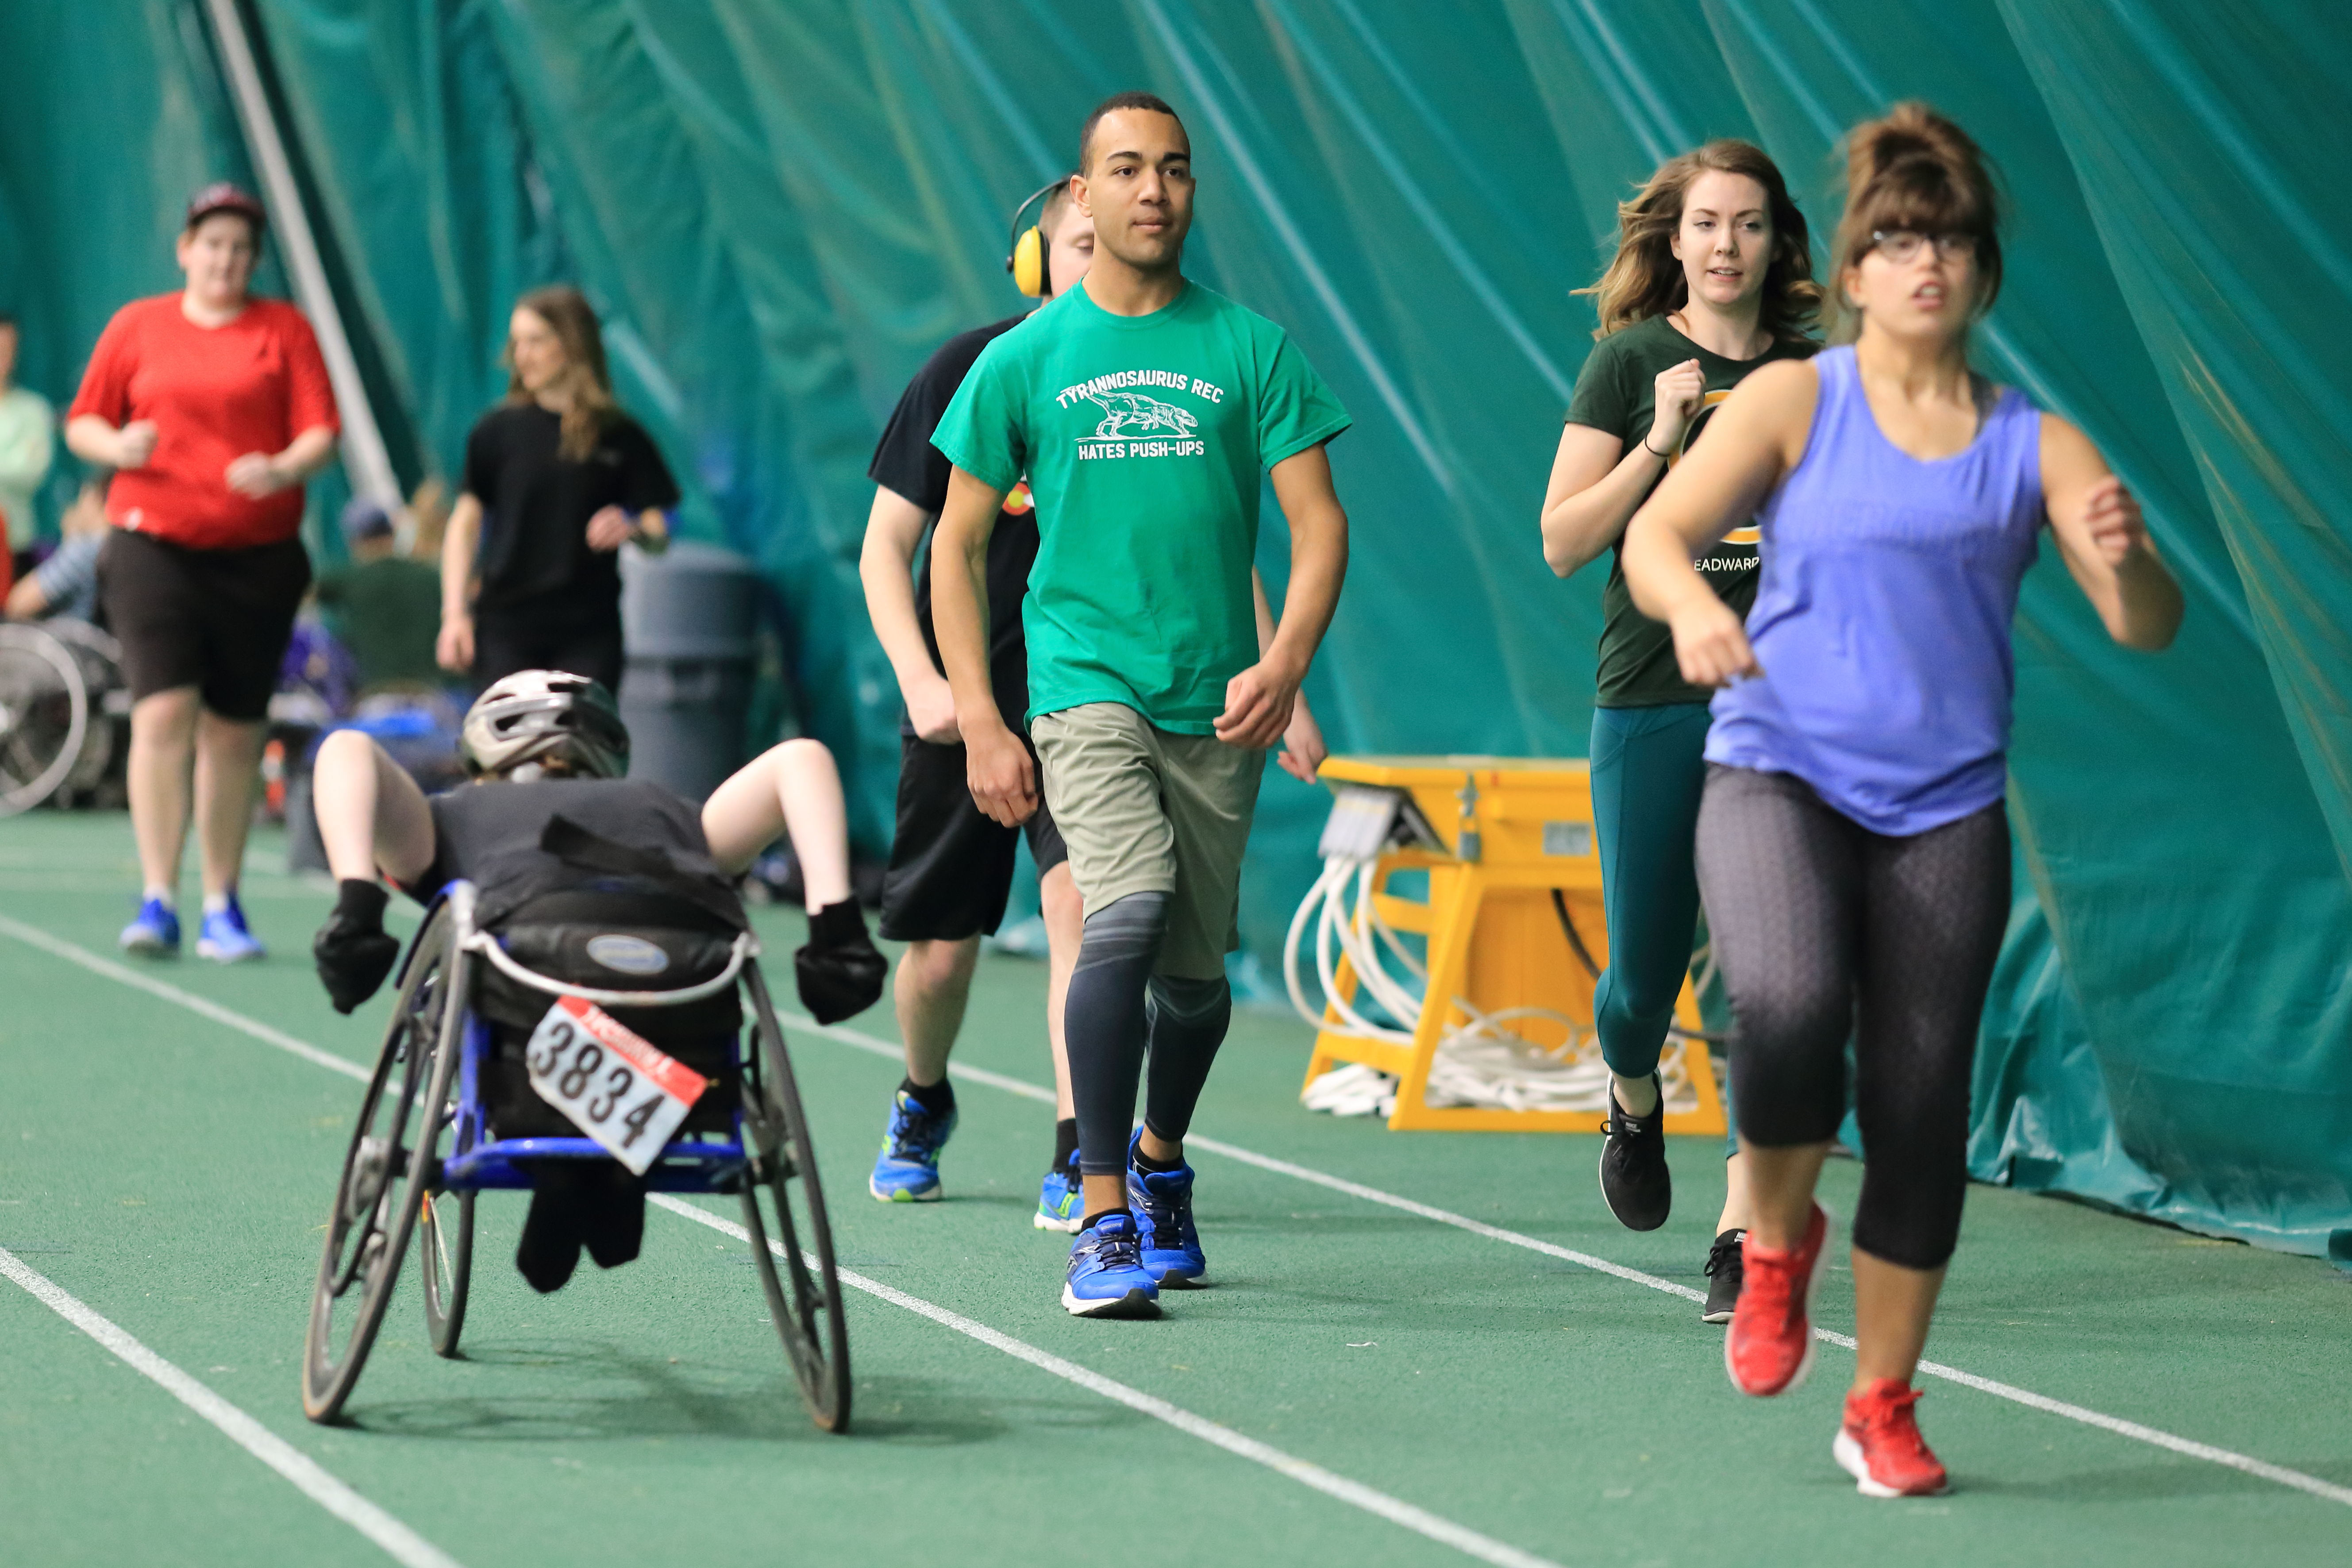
[65,182,340,962]
[315,495,444,693]
[5,477,108,623]
[436,287,677,694]
[0,311,58,583]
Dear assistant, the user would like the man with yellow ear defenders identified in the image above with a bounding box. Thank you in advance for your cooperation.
[1005,177,1068,299]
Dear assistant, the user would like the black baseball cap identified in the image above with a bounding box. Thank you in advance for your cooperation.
[185,182,267,235]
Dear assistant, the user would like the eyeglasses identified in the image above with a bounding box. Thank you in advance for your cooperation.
[1871,230,1977,265]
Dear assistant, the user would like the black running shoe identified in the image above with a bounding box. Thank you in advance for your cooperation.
[1702,1227,1746,1323]
[1597,1072,1671,1231]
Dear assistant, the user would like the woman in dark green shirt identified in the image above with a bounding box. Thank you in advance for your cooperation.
[1539,140,1820,1321]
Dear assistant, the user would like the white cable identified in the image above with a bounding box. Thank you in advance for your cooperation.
[1288,852,1701,1117]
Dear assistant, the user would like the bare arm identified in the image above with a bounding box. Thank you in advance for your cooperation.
[933,465,1034,825]
[436,492,483,673]
[4,573,48,619]
[584,504,670,554]
[226,424,339,499]
[1539,357,1705,577]
[1621,360,1816,688]
[1252,567,1327,782]
[65,413,156,470]
[312,728,436,886]
[1220,444,1348,749]
[2040,414,2182,652]
[858,484,958,742]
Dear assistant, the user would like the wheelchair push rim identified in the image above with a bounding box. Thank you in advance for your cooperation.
[301,901,468,1422]
[740,960,852,1433]
[0,623,89,817]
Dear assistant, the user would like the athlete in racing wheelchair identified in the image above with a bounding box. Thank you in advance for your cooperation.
[299,670,884,1428]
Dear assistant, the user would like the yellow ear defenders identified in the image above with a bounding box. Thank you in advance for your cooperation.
[1005,177,1070,299]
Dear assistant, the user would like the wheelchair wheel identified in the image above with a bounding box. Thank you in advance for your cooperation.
[740,961,851,1433]
[420,1185,473,1358]
[0,623,89,817]
[302,904,467,1422]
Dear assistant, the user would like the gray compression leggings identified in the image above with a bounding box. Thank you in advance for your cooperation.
[1693,766,2009,1270]
[1064,892,1233,1178]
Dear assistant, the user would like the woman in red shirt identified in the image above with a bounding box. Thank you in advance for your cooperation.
[66,184,340,962]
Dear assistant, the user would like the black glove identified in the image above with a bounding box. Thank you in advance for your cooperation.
[313,880,400,1015]
[795,899,887,1025]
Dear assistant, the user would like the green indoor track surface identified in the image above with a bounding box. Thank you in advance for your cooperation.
[2,812,2347,1568]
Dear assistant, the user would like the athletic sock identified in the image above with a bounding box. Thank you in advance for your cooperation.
[1063,893,1170,1177]
[1131,1141,1183,1175]
[899,1075,955,1117]
[1081,1208,1133,1233]
[1050,1117,1080,1176]
[1139,973,1232,1148]
[143,884,174,908]
[202,890,233,917]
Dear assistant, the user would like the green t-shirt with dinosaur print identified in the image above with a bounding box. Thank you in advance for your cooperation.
[932,280,1349,734]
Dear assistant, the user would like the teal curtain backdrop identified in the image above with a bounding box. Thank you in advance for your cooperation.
[1,1,2343,1263]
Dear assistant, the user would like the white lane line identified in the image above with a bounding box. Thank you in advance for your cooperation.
[779,1013,2352,1509]
[0,1244,465,1568]
[0,914,370,1084]
[14,920,2350,1513]
[0,924,1562,1568]
[649,1195,1560,1568]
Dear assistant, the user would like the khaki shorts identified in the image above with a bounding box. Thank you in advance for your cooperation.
[1031,702,1266,979]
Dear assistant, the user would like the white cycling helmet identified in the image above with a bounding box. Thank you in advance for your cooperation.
[458,670,629,781]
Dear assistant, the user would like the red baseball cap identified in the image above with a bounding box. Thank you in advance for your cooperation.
[185,181,267,235]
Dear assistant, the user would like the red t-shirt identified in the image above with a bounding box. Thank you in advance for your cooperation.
[69,295,339,550]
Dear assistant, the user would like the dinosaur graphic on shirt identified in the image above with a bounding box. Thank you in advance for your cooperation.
[1083,390,1198,441]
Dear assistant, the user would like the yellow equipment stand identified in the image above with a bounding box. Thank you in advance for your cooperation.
[1299,755,1728,1136]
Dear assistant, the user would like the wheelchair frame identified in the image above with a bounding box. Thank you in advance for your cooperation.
[301,879,851,1431]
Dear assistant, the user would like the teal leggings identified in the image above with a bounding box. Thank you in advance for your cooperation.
[1589,702,1737,1152]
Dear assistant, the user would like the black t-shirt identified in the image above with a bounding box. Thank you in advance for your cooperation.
[868,314,1040,735]
[461,404,681,621]
[403,777,715,907]
[1565,316,1817,708]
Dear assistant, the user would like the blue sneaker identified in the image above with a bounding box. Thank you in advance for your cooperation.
[1062,1212,1160,1318]
[1126,1129,1207,1287]
[119,898,181,956]
[869,1090,955,1202]
[1035,1153,1083,1233]
[195,894,266,963]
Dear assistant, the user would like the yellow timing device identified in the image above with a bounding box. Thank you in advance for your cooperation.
[1005,177,1070,299]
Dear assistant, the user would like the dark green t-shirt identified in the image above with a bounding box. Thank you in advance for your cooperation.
[315,556,443,690]
[1564,315,1816,708]
[933,280,1350,732]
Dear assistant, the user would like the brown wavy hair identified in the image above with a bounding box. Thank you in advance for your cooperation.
[1578,139,1820,342]
[1829,103,2003,340]
[506,285,617,462]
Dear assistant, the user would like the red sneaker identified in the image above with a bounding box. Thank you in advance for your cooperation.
[1835,1379,1950,1497]
[1723,1202,1829,1396]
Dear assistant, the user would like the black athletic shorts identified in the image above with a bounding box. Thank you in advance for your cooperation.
[473,608,624,695]
[879,729,1068,943]
[98,528,311,720]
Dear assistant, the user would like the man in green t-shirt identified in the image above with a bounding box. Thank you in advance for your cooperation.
[931,90,1351,1319]
[314,497,445,691]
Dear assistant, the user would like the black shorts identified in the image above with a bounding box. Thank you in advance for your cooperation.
[98,529,311,720]
[879,730,1068,942]
[473,609,624,695]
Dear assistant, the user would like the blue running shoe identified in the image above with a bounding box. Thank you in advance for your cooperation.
[119,898,181,956]
[196,894,266,963]
[1126,1129,1207,1287]
[1062,1212,1160,1317]
[1035,1152,1083,1233]
[869,1090,956,1202]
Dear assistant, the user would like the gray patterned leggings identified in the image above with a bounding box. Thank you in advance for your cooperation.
[1694,766,2009,1270]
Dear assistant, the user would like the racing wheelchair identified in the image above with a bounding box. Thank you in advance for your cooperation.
[300,870,851,1431]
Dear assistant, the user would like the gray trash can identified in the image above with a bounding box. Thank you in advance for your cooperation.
[619,541,760,803]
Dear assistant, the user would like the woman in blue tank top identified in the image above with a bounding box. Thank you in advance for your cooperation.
[1620,104,2181,1498]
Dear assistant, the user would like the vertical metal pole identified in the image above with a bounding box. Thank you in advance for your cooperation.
[200,0,401,510]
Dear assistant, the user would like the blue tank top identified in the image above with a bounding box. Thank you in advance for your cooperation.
[1704,345,2043,836]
